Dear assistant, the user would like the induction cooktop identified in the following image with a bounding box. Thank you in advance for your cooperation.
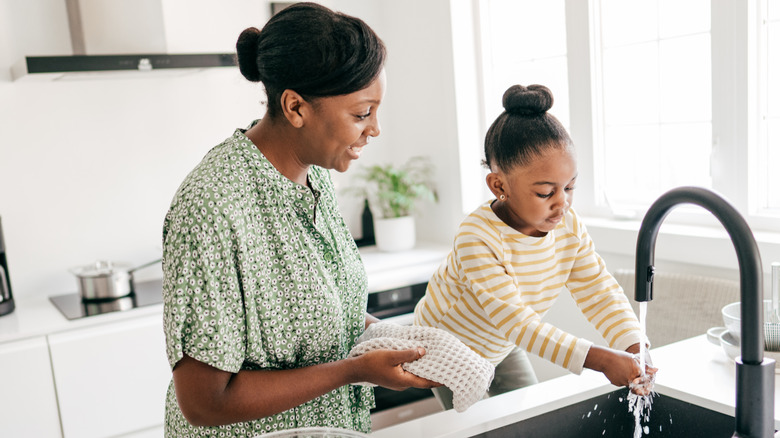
[49,278,163,320]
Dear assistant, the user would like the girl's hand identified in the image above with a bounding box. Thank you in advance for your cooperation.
[625,343,658,396]
[584,345,657,395]
[351,347,443,391]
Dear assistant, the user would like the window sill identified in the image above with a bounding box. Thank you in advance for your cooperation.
[582,216,780,273]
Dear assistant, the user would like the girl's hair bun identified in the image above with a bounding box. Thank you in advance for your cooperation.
[235,27,262,82]
[502,84,554,115]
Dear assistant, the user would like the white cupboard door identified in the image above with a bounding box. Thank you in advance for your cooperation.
[48,314,171,438]
[0,336,62,437]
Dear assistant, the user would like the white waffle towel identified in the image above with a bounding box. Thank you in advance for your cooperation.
[348,322,494,412]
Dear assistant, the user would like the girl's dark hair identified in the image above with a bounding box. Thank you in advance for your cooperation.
[235,2,386,117]
[483,84,573,172]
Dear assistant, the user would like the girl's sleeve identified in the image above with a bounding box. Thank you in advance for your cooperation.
[456,229,594,374]
[564,216,646,352]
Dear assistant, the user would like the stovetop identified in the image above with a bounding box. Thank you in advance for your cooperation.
[49,278,163,320]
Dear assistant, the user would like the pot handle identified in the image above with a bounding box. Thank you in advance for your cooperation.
[129,258,162,274]
[0,267,8,301]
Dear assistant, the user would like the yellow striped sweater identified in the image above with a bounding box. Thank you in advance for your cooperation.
[413,202,643,374]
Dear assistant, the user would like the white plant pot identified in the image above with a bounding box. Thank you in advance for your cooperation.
[373,216,416,252]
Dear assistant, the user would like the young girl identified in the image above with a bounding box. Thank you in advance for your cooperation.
[413,84,656,410]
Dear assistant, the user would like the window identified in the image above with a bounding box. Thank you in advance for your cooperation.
[476,0,780,232]
[478,0,569,130]
[596,0,711,209]
[761,0,780,213]
[475,0,569,204]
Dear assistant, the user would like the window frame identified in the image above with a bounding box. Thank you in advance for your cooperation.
[477,0,777,233]
[462,0,780,273]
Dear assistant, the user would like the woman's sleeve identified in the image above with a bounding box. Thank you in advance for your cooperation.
[565,216,645,352]
[162,195,248,373]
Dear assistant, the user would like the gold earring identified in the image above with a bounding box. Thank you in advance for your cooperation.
[499,194,506,200]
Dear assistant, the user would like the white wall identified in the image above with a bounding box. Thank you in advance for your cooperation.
[0,0,267,297]
[331,0,468,246]
[0,0,465,299]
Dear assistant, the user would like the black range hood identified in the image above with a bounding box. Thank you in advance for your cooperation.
[14,53,235,77]
[11,0,244,80]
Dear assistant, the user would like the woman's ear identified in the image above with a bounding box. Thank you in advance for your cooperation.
[280,89,305,128]
[486,172,505,199]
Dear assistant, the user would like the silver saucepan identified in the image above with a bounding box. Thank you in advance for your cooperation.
[70,258,161,300]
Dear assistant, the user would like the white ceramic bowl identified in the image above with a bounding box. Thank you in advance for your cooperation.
[721,302,741,340]
[707,326,780,372]
[721,300,780,350]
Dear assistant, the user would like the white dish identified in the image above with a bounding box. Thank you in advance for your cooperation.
[720,301,780,350]
[707,326,780,373]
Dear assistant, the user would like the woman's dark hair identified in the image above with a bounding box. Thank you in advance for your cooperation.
[483,84,573,172]
[235,2,386,117]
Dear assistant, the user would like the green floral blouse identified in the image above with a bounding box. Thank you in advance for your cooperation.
[161,122,373,437]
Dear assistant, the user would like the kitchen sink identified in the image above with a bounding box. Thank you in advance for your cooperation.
[471,389,736,438]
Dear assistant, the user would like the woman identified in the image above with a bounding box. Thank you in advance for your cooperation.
[162,3,437,436]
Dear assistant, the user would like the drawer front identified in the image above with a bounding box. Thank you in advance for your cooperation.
[0,336,61,437]
[48,314,170,438]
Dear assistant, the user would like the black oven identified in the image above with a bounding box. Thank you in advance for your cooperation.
[366,281,437,415]
[366,281,427,321]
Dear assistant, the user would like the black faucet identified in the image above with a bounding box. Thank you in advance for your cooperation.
[634,186,775,438]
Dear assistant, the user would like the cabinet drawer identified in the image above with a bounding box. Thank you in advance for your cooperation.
[48,314,170,438]
[0,336,61,437]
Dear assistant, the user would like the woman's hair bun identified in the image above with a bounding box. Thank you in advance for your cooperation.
[502,84,554,116]
[235,27,262,82]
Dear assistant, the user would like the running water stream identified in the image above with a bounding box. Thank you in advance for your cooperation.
[628,301,653,438]
[639,302,647,372]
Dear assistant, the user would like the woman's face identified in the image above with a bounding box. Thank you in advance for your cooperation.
[488,147,577,237]
[300,69,386,173]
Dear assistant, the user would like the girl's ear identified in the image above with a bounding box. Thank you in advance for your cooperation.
[486,172,505,199]
[280,89,306,128]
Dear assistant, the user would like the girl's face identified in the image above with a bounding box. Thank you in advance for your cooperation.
[299,69,386,173]
[487,147,577,237]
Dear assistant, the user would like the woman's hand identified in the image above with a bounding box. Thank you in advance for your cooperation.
[350,347,443,391]
[172,346,441,427]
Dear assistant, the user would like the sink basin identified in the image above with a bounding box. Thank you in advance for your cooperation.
[471,389,736,438]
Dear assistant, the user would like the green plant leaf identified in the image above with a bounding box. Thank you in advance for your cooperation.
[343,156,438,218]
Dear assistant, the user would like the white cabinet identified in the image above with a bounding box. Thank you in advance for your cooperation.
[48,314,171,438]
[0,336,62,437]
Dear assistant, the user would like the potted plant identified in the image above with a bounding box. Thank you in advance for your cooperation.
[347,156,438,251]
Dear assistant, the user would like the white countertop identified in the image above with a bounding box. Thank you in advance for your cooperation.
[371,335,780,437]
[360,242,449,293]
[0,242,450,344]
[0,290,164,344]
